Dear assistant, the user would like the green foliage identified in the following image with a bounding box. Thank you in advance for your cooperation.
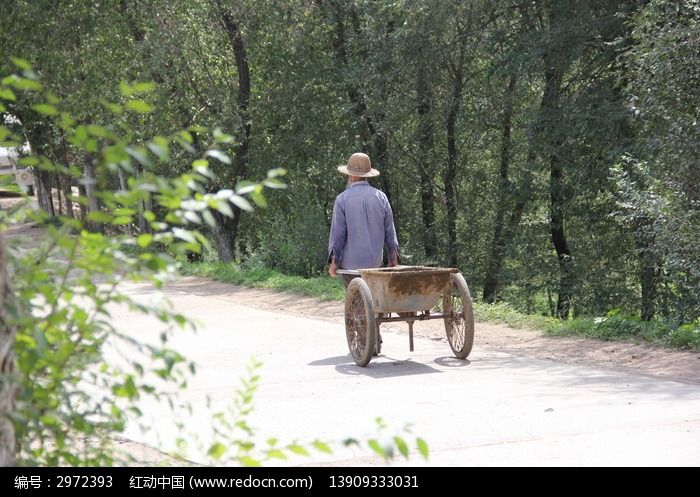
[547,312,700,352]
[472,301,550,331]
[200,358,279,467]
[621,1,700,324]
[0,68,276,465]
[352,417,429,463]
[668,322,700,351]
[188,359,429,465]
[242,205,329,278]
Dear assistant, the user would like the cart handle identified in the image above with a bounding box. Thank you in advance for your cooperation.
[335,269,361,276]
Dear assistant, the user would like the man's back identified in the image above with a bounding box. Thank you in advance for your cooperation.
[329,181,397,270]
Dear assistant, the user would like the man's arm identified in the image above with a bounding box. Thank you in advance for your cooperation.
[383,195,399,267]
[328,196,346,277]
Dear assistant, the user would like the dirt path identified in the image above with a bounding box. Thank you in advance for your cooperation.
[169,277,700,385]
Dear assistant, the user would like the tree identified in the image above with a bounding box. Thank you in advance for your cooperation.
[210,0,253,262]
[624,0,700,322]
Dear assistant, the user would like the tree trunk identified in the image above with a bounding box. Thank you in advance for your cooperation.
[55,177,64,216]
[23,122,55,216]
[483,70,518,302]
[443,17,470,268]
[0,234,17,466]
[212,209,242,263]
[445,116,458,268]
[137,200,148,234]
[77,184,87,221]
[640,250,657,321]
[373,119,391,203]
[215,0,251,261]
[61,174,74,219]
[84,155,102,232]
[636,220,658,321]
[417,67,436,260]
[445,74,463,268]
[84,156,99,214]
[118,169,127,192]
[34,170,55,216]
[132,163,151,235]
[543,5,573,320]
[56,141,72,217]
[544,75,573,320]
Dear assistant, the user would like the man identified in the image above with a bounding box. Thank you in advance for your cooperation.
[328,152,399,287]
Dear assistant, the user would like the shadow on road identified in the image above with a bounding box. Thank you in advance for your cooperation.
[434,356,472,368]
[308,354,443,378]
[308,355,352,366]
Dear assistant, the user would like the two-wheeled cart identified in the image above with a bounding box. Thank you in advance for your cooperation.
[338,266,474,367]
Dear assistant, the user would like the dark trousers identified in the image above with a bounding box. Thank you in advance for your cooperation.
[342,274,360,289]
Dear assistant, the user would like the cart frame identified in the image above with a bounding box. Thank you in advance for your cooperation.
[339,266,474,367]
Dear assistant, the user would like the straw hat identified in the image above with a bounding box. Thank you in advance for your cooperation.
[337,152,380,177]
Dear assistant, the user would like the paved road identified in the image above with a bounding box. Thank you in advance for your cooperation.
[112,281,700,467]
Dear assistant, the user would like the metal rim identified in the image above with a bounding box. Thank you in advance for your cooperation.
[444,285,467,351]
[344,279,375,366]
[347,287,369,359]
[443,273,474,358]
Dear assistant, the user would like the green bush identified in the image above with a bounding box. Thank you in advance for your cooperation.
[472,300,550,330]
[667,322,700,351]
[547,310,699,351]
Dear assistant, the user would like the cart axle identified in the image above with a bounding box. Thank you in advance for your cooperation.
[375,312,451,323]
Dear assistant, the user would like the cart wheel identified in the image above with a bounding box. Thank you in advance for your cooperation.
[345,278,376,367]
[443,273,474,359]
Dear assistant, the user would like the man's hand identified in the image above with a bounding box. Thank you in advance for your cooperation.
[329,258,338,278]
[389,252,398,267]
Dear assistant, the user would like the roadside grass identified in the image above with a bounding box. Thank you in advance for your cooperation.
[180,261,345,302]
[546,313,700,352]
[181,262,700,352]
[471,301,550,331]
